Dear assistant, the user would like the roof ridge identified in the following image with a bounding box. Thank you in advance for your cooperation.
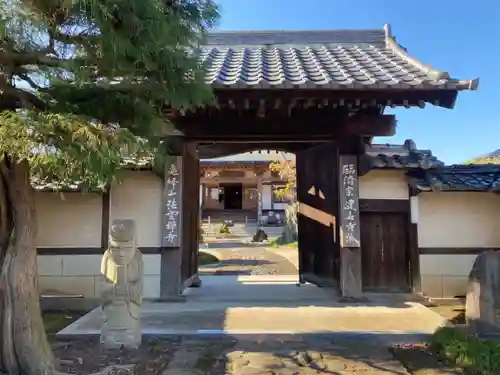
[210,28,385,35]
[205,28,386,47]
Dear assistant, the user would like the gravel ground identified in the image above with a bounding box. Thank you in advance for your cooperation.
[199,246,298,276]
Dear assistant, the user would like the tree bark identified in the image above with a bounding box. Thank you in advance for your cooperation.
[0,157,57,375]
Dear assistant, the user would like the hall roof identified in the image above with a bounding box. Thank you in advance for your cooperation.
[201,24,478,92]
[367,140,443,169]
[407,165,500,193]
[201,140,443,170]
[201,150,293,163]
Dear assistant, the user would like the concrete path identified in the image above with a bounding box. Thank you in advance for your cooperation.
[59,275,446,339]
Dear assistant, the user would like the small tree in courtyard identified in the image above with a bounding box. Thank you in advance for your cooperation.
[0,0,218,374]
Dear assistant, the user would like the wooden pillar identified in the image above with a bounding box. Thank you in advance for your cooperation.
[338,155,364,300]
[408,187,421,294]
[159,153,185,301]
[187,151,202,288]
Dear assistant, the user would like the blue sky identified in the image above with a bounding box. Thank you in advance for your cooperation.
[215,0,499,164]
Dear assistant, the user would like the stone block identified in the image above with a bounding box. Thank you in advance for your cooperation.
[466,250,500,334]
[143,275,161,299]
[142,254,161,275]
[421,275,443,298]
[37,255,63,276]
[420,254,477,276]
[62,254,101,276]
[39,276,96,298]
[442,276,468,298]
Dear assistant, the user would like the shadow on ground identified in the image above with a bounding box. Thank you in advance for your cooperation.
[156,333,427,374]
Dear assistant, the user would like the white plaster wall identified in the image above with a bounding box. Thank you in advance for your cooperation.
[418,192,500,248]
[359,170,409,199]
[418,192,500,298]
[37,170,163,300]
[38,254,161,299]
[262,185,272,210]
[36,192,102,248]
[110,171,163,247]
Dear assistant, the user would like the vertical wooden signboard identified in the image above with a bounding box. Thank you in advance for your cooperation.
[338,154,363,299]
[339,155,361,248]
[162,157,183,248]
[159,156,185,301]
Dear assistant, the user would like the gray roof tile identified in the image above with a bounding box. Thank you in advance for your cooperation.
[407,165,500,192]
[367,139,444,169]
[200,25,478,91]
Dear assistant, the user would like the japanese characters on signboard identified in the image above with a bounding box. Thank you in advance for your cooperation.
[339,156,361,248]
[163,159,182,247]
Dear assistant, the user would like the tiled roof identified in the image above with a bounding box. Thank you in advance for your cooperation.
[407,165,500,192]
[32,154,154,191]
[201,25,478,91]
[201,150,293,163]
[367,139,444,169]
[200,140,442,170]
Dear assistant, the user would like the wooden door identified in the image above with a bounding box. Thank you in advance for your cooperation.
[296,142,340,288]
[181,143,200,287]
[360,211,410,292]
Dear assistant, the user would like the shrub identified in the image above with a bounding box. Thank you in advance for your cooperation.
[431,326,500,374]
[219,223,230,234]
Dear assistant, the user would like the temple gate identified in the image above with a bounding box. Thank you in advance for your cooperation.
[157,25,478,301]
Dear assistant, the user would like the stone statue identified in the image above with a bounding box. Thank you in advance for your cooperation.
[100,219,143,349]
[466,250,500,335]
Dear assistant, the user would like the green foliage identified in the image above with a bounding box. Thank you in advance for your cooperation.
[0,111,149,189]
[431,326,500,374]
[0,0,219,183]
[269,156,296,201]
[219,223,230,234]
[198,251,219,266]
[465,157,500,165]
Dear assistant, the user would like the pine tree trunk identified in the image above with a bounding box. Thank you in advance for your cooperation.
[0,157,57,375]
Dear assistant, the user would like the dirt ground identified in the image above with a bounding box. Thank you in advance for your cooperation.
[43,310,88,334]
[427,302,466,325]
[51,336,181,375]
[391,344,465,375]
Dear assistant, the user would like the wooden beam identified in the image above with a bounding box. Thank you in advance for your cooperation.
[211,88,458,109]
[359,199,409,213]
[419,248,500,255]
[175,114,396,141]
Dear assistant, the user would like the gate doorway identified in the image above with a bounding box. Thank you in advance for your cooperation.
[360,211,411,293]
[222,183,243,210]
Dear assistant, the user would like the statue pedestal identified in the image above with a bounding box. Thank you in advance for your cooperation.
[100,302,141,349]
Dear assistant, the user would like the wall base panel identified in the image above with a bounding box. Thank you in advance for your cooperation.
[38,254,161,300]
